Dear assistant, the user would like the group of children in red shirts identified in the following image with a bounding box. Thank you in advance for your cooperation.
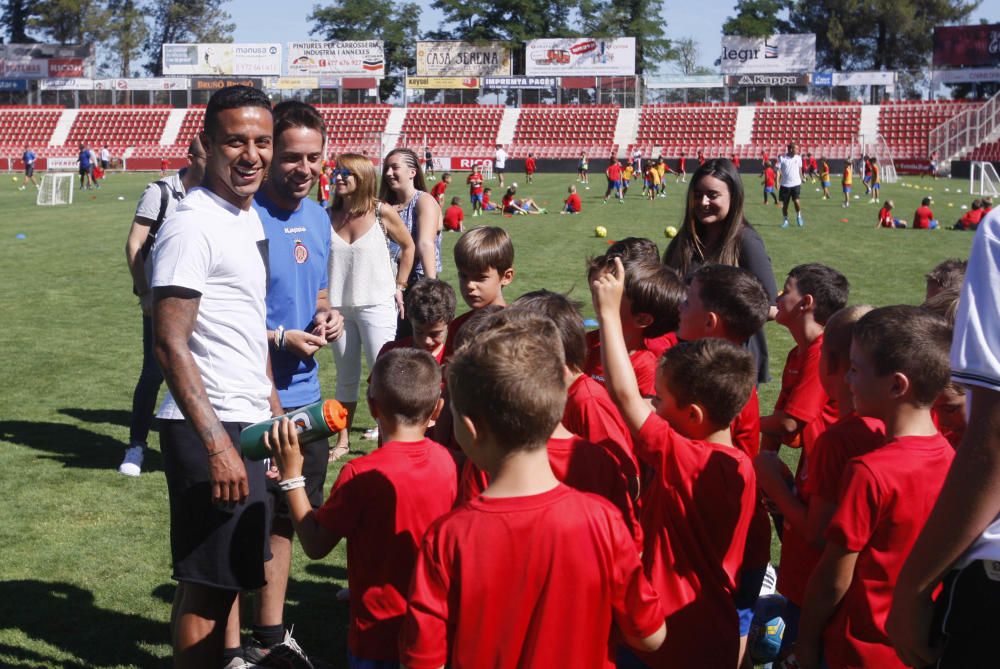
[262,219,966,669]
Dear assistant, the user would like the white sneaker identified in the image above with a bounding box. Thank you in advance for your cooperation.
[118,445,144,477]
[759,563,778,597]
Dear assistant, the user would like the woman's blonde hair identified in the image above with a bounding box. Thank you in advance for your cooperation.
[330,153,378,218]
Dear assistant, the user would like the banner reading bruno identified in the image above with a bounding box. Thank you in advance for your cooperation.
[933,24,1000,69]
[416,42,511,77]
[525,38,636,76]
[162,44,281,76]
[720,34,816,74]
[288,41,385,78]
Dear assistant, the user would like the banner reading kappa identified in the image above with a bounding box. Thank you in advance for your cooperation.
[525,38,635,76]
[416,42,511,77]
[162,44,281,76]
[288,41,385,78]
[720,34,815,74]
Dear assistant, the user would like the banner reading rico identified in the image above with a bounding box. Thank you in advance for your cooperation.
[525,38,636,76]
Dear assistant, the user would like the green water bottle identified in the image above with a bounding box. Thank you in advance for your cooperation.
[239,399,349,460]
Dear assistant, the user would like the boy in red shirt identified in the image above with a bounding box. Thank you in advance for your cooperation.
[796,306,955,669]
[442,196,464,232]
[378,278,455,366]
[755,263,848,647]
[593,258,758,668]
[429,172,450,204]
[268,348,458,668]
[763,160,778,205]
[400,315,666,668]
[466,165,484,216]
[913,196,938,229]
[603,159,623,204]
[561,184,582,214]
[317,165,331,208]
[876,200,905,228]
[524,152,536,183]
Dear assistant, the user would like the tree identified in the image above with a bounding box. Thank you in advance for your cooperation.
[105,0,148,76]
[1,0,39,42]
[309,0,420,102]
[579,0,671,76]
[431,0,577,42]
[723,0,793,37]
[144,0,234,75]
[29,0,108,45]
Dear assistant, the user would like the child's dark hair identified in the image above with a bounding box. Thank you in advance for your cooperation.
[447,312,566,450]
[853,305,952,406]
[659,338,755,426]
[454,226,514,274]
[787,263,850,325]
[451,305,505,351]
[925,258,967,293]
[607,237,660,264]
[450,196,461,206]
[512,290,586,371]
[625,262,685,337]
[204,85,271,138]
[369,348,442,425]
[921,288,960,327]
[689,264,770,342]
[822,305,874,373]
[405,278,457,327]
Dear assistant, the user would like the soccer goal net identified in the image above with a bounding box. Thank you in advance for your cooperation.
[37,173,74,206]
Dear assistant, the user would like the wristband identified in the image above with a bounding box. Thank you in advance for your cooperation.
[279,476,306,491]
[277,325,286,351]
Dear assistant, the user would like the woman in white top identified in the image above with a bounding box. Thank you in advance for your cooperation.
[327,153,415,459]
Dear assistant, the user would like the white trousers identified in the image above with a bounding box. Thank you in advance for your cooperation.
[330,302,398,401]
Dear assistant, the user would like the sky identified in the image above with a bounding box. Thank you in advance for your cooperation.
[229,0,1000,74]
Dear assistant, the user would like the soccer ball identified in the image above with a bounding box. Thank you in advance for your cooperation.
[595,226,608,238]
[511,182,518,189]
[664,226,678,238]
[11,175,18,184]
[749,594,787,664]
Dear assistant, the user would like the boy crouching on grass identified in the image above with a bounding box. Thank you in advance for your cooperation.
[268,348,458,669]
[400,312,666,668]
[592,257,757,668]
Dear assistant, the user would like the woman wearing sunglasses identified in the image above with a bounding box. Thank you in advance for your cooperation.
[326,153,415,459]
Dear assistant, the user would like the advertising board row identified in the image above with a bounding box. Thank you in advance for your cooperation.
[933,24,1000,69]
[0,44,93,79]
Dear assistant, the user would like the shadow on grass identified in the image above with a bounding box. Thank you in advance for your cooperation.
[0,580,169,668]
[57,407,133,429]
[0,420,162,472]
[304,563,349,580]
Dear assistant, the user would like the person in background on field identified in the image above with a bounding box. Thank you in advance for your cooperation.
[482,187,498,213]
[877,200,906,228]
[603,158,623,205]
[869,157,881,203]
[927,150,939,179]
[524,152,537,184]
[913,197,939,229]
[466,163,484,217]
[430,172,450,205]
[731,152,741,170]
[423,145,434,180]
[842,161,853,208]
[317,164,331,208]
[820,157,831,199]
[159,155,169,177]
[494,144,508,188]
[622,160,635,198]
[502,184,546,215]
[120,136,207,478]
[21,145,38,189]
[632,146,642,174]
[443,196,464,232]
[77,143,93,190]
[100,144,111,172]
[955,199,985,231]
[697,149,706,166]
[676,151,687,183]
[561,185,581,214]
[778,142,805,228]
[578,151,589,188]
[763,159,778,205]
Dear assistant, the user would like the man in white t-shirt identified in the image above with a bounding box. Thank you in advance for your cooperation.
[151,85,280,668]
[494,144,508,187]
[777,142,804,228]
[888,209,1000,668]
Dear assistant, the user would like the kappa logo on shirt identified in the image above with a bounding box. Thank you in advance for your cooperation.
[294,240,308,264]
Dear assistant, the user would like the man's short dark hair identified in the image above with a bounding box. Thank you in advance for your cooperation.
[204,85,272,138]
[405,279,457,327]
[272,99,326,144]
[512,290,586,372]
[659,338,755,427]
[853,305,952,406]
[369,348,441,425]
[788,263,850,325]
[690,264,770,342]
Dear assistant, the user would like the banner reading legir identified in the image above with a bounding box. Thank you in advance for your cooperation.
[287,41,385,78]
[525,38,636,76]
[719,34,816,74]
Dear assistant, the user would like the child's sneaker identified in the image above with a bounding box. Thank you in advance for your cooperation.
[118,445,145,477]
[247,629,314,669]
[796,214,804,227]
[780,219,789,229]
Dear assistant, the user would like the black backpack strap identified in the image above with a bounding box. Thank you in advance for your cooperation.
[140,181,179,260]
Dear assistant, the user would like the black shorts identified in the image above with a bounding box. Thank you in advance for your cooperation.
[24,165,34,177]
[101,159,109,170]
[495,166,505,174]
[934,560,1000,667]
[161,419,271,591]
[79,166,88,176]
[779,185,801,202]
[266,405,329,517]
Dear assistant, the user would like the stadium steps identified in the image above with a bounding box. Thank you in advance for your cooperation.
[385,108,406,154]
[50,109,77,147]
[734,107,755,145]
[859,105,880,144]
[497,108,519,146]
[614,108,638,158]
[160,109,188,146]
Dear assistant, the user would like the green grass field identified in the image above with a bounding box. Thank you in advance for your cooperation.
[0,167,977,668]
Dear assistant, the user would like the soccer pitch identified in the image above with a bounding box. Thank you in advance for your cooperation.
[0,168,976,667]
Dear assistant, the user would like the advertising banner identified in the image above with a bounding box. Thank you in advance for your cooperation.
[895,159,932,175]
[48,58,85,78]
[832,71,895,86]
[163,43,281,76]
[645,74,725,89]
[526,38,636,76]
[931,67,1000,86]
[933,24,1000,68]
[2,58,48,79]
[287,41,385,78]
[720,34,816,74]
[416,42,511,77]
[406,76,480,89]
[482,76,557,89]
[39,78,93,90]
[191,77,263,90]
[47,157,80,171]
[265,77,320,89]
[0,79,27,91]
[725,73,810,86]
[812,72,833,87]
[93,77,190,91]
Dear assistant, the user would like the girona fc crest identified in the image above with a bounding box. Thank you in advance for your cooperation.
[294,240,308,264]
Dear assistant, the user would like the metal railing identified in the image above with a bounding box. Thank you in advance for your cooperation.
[929,92,1000,164]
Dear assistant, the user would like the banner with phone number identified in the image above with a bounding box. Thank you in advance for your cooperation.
[525,38,635,76]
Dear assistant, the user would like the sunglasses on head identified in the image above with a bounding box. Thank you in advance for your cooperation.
[332,168,353,180]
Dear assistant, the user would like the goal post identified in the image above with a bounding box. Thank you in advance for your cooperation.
[970,161,1000,198]
[37,173,74,206]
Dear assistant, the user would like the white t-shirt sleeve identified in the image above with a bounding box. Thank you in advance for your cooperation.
[150,214,212,294]
[952,211,1000,392]
[134,183,164,222]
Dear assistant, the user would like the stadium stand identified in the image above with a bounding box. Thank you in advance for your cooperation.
[401,104,502,157]
[0,106,63,155]
[319,104,392,157]
[880,99,983,160]
[629,103,738,159]
[511,104,619,158]
[60,106,172,157]
[966,140,1000,161]
[750,101,861,160]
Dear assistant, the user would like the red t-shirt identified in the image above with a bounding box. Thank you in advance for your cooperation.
[430,181,447,200]
[584,330,658,397]
[502,193,515,211]
[400,484,665,669]
[318,173,330,201]
[773,335,839,605]
[466,173,483,196]
[644,331,678,360]
[524,157,536,174]
[764,167,776,187]
[606,163,622,181]
[565,192,582,212]
[315,438,458,660]
[633,413,756,667]
[732,386,772,571]
[959,208,985,230]
[913,205,935,229]
[482,191,492,207]
[443,309,476,361]
[804,414,885,503]
[878,206,895,228]
[443,204,463,231]
[823,435,955,668]
[931,400,965,450]
[733,156,741,168]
